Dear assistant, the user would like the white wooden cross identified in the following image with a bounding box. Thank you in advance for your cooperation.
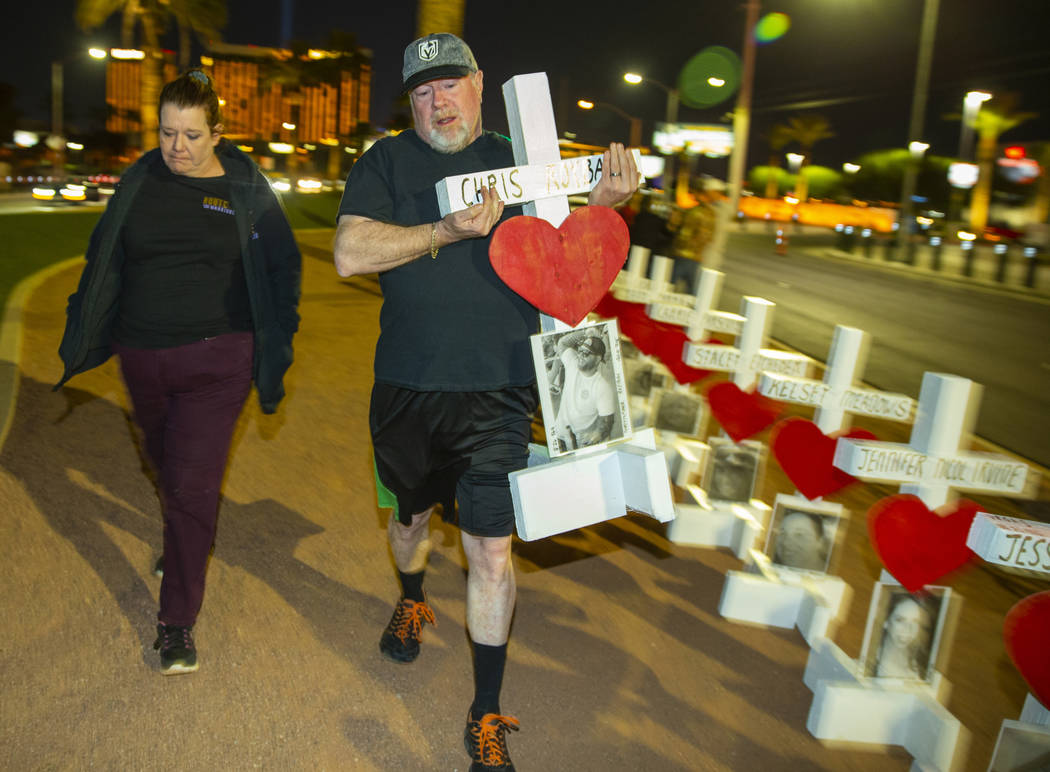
[682,295,812,389]
[758,325,915,434]
[444,72,672,540]
[645,267,744,340]
[833,372,1036,508]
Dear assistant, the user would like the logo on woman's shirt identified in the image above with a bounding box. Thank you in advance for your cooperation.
[203,196,235,215]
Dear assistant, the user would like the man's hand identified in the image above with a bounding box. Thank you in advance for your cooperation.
[587,143,639,209]
[437,185,505,244]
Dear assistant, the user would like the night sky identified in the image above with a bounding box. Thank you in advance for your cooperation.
[4,0,1048,171]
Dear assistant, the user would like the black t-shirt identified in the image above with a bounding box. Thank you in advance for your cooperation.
[338,130,538,391]
[114,161,251,348]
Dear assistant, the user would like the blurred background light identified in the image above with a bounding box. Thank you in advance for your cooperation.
[754,12,791,44]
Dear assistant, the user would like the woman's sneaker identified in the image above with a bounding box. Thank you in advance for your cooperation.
[153,623,198,675]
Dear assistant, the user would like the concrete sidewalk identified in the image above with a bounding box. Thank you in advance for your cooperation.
[0,230,1044,771]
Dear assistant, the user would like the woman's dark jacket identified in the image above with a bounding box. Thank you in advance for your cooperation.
[55,143,301,414]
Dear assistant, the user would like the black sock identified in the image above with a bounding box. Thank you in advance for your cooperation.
[470,641,507,719]
[398,570,425,603]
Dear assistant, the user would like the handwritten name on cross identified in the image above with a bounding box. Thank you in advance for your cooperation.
[647,267,745,340]
[833,372,1035,508]
[435,76,642,222]
[758,325,915,433]
[683,295,811,389]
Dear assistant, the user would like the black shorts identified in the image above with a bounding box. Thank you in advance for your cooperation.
[369,383,538,537]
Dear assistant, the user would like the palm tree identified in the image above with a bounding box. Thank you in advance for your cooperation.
[782,114,834,203]
[170,0,226,71]
[968,94,1036,232]
[76,0,227,153]
[762,123,792,198]
[416,0,465,36]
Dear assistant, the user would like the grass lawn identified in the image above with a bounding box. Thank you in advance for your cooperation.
[0,191,341,312]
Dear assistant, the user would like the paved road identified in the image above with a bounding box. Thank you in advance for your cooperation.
[0,230,1045,771]
[717,232,1050,468]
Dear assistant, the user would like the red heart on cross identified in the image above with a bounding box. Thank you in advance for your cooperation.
[771,417,877,500]
[489,206,630,326]
[593,295,713,384]
[1004,590,1050,709]
[706,381,783,442]
[867,494,979,592]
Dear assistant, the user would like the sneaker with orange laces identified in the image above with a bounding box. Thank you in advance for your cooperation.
[378,597,436,663]
[464,712,519,771]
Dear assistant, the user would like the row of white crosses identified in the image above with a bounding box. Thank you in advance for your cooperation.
[441,73,673,541]
[611,240,1040,771]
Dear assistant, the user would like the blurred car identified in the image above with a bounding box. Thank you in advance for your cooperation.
[983,223,1024,242]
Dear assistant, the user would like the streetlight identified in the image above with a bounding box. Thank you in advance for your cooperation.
[958,90,992,162]
[51,46,109,178]
[842,163,861,174]
[622,72,679,124]
[577,99,642,149]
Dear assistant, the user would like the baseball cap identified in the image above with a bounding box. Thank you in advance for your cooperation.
[578,336,606,358]
[402,33,478,93]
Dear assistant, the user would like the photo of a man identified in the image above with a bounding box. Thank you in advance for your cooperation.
[532,321,631,457]
[703,438,762,503]
[765,496,844,574]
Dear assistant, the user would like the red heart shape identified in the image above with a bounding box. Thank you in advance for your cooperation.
[771,417,877,500]
[593,294,713,384]
[489,207,629,326]
[707,381,782,442]
[867,494,979,592]
[1005,591,1050,709]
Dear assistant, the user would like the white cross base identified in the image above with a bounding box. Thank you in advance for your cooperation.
[666,483,769,558]
[801,637,964,772]
[510,430,673,540]
[833,373,1035,509]
[718,554,850,646]
[485,73,673,540]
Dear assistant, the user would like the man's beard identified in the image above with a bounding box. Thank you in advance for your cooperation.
[427,112,475,154]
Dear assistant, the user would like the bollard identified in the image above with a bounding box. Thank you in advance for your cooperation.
[929,236,943,272]
[961,240,975,277]
[775,227,788,255]
[994,243,1009,283]
[835,224,848,250]
[862,228,874,258]
[843,225,856,253]
[905,236,918,265]
[1024,247,1039,288]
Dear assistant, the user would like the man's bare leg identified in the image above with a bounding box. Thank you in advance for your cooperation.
[461,531,515,730]
[388,507,433,573]
[460,533,515,644]
[379,508,436,663]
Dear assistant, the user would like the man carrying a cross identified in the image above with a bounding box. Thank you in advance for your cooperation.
[333,31,637,771]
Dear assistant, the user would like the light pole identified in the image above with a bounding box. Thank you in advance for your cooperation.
[577,100,642,149]
[895,0,940,263]
[50,47,110,178]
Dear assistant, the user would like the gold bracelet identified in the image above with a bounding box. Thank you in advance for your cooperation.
[430,222,439,260]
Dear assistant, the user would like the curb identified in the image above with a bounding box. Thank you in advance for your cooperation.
[0,257,85,453]
[801,246,1050,302]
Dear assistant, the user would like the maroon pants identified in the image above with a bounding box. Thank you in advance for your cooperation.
[114,332,253,626]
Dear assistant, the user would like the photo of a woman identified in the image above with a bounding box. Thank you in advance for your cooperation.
[860,585,949,682]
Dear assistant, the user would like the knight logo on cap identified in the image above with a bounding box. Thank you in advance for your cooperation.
[418,39,438,61]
